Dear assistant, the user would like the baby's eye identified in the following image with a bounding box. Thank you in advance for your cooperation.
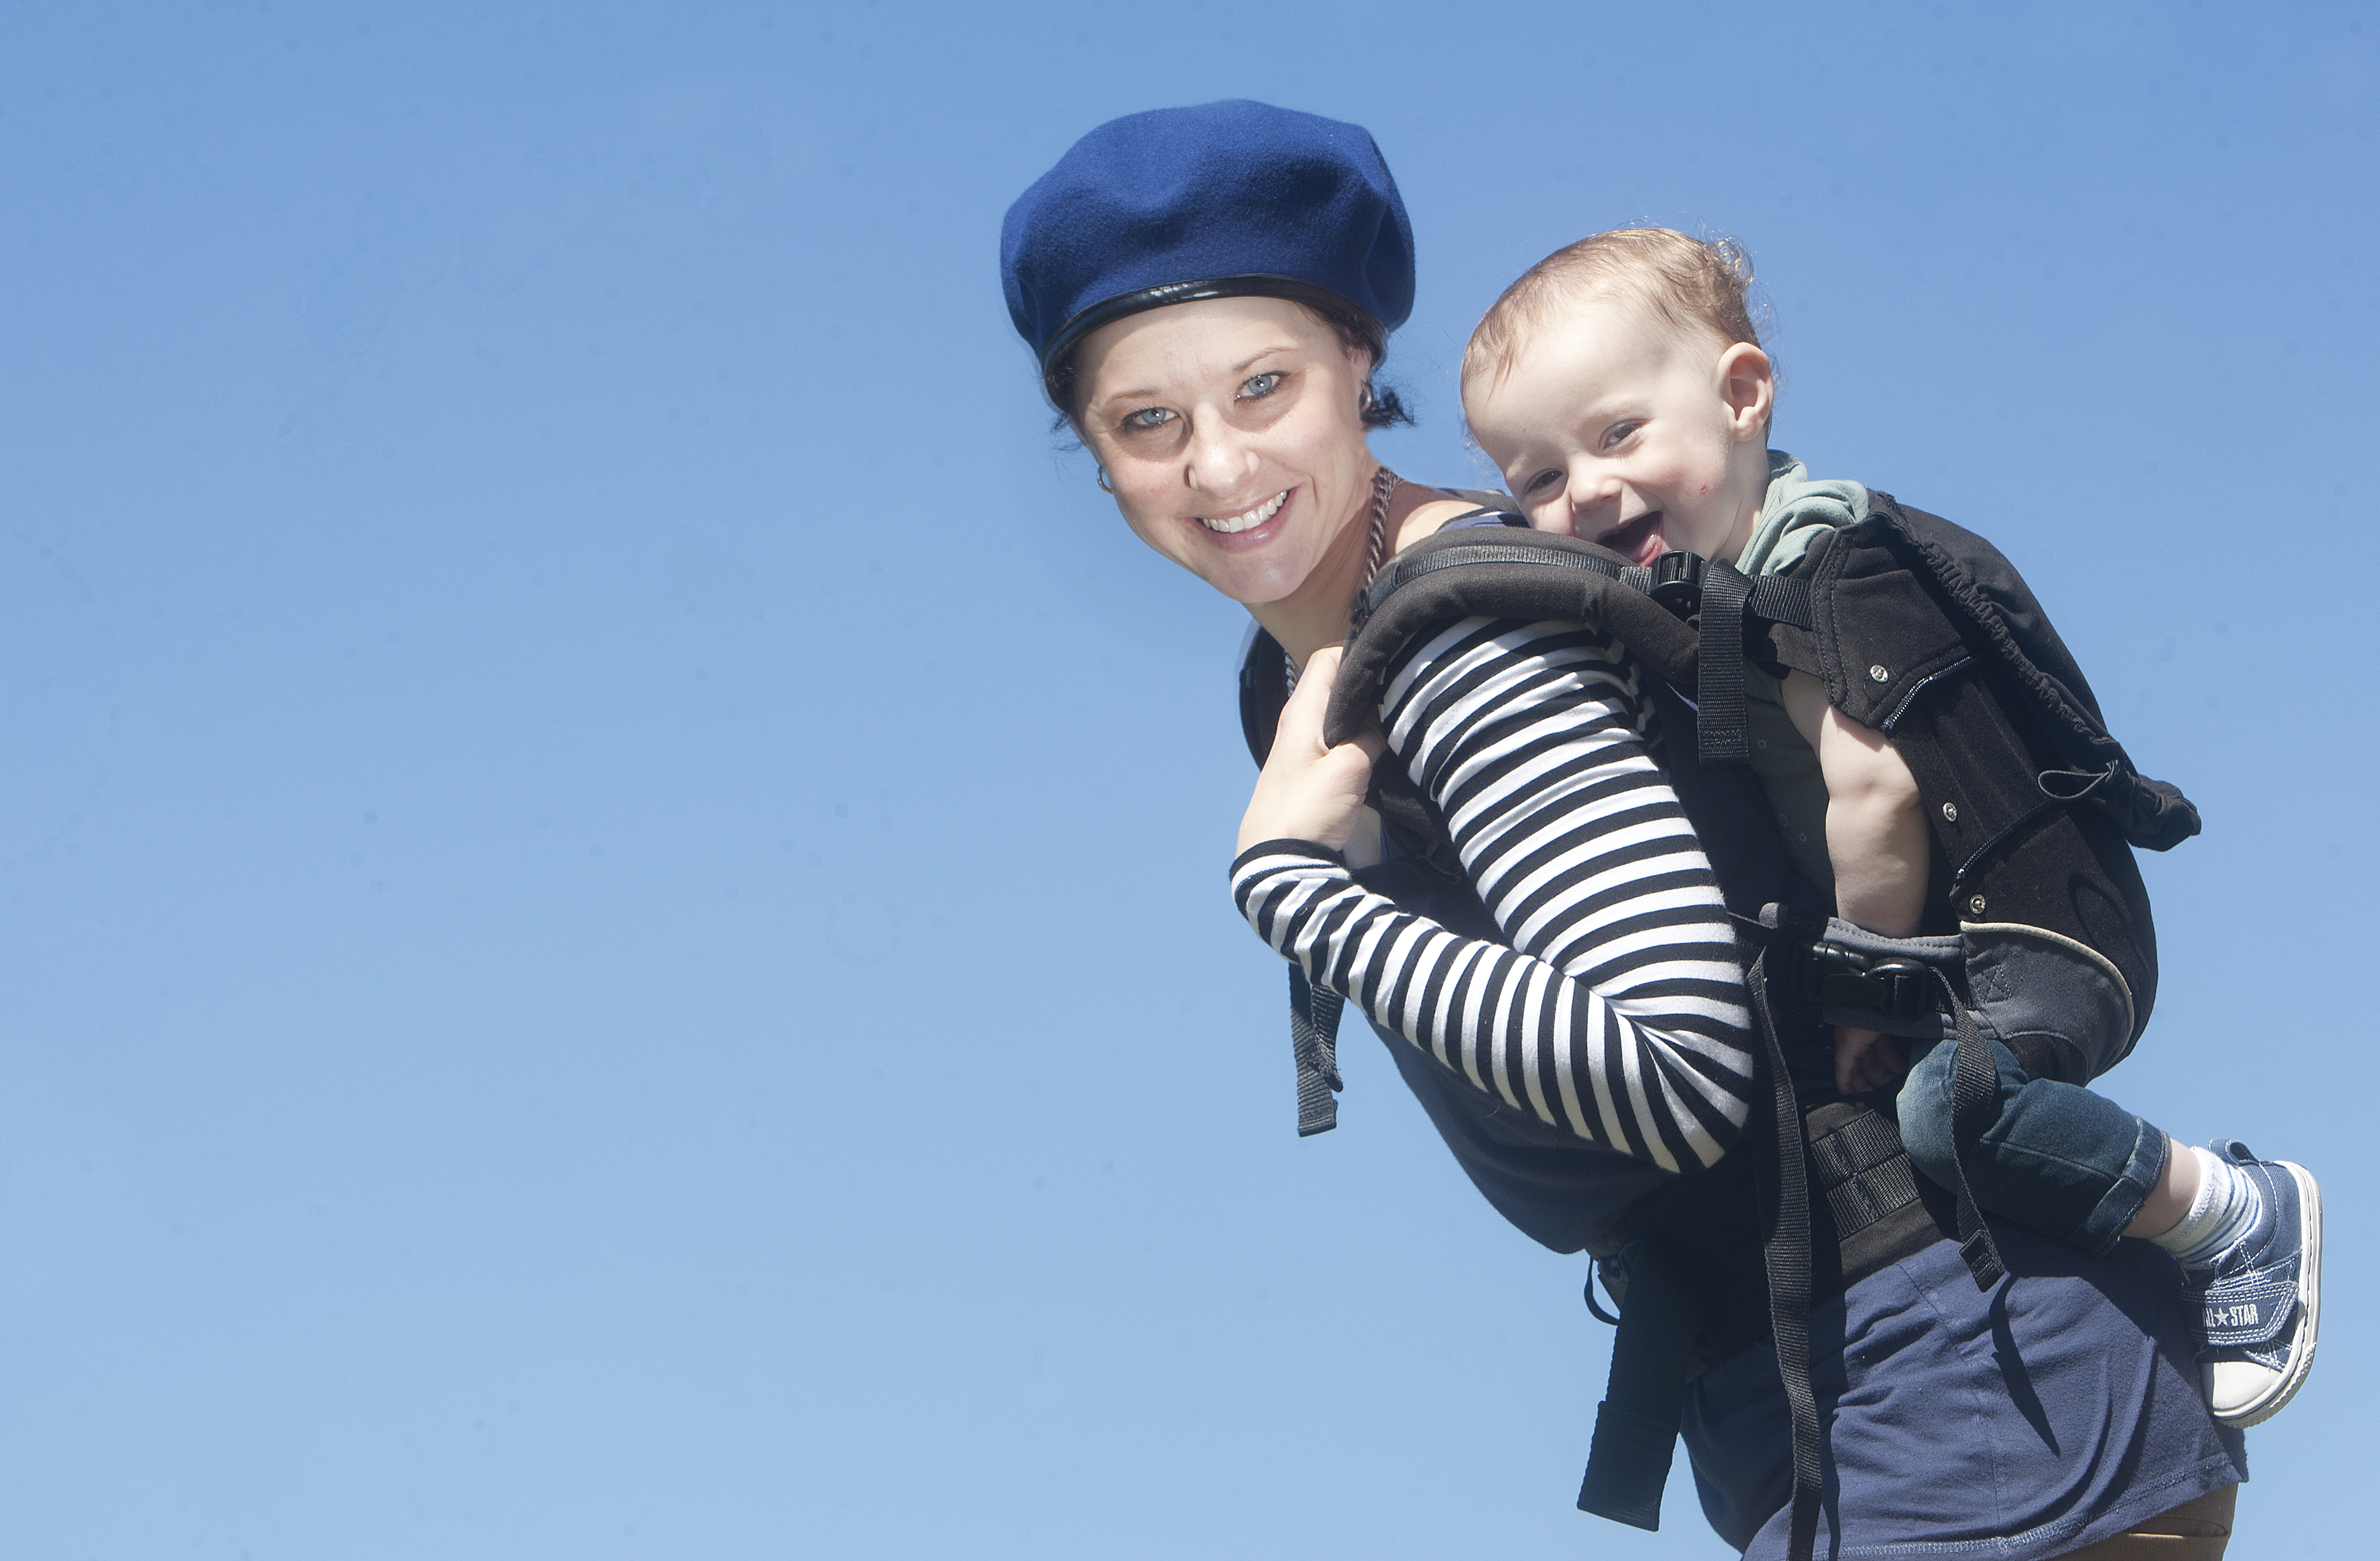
[1238,371,1284,400]
[1600,419,1644,450]
[1121,406,1176,432]
[1523,468,1565,496]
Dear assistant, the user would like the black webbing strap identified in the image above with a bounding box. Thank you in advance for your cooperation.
[1936,972,2010,1288]
[1585,1262,1624,1326]
[1746,951,1822,1561]
[1809,1108,1923,1239]
[1751,575,1815,630]
[1576,1245,1712,1530]
[1697,559,1757,764]
[1692,562,1814,766]
[1286,963,1345,1137]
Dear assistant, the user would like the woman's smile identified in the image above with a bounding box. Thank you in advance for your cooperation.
[1197,488,1291,535]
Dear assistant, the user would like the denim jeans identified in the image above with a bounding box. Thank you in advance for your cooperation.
[1898,1031,2169,1254]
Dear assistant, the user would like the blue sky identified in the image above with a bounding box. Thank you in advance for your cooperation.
[1,3,2372,1556]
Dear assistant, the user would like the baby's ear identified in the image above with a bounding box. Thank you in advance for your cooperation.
[1718,341,1774,437]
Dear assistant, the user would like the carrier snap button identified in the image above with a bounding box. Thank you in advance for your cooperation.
[1868,664,1890,682]
[1942,802,1960,823]
[1968,895,1988,916]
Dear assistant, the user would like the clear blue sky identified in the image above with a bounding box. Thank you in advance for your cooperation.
[1,3,2371,1557]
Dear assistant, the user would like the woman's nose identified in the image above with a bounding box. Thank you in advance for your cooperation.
[1183,420,1259,496]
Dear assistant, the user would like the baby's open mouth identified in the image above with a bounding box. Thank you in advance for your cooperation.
[1198,490,1288,535]
[1597,512,1669,568]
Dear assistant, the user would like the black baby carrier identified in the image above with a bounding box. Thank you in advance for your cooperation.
[1235,492,2199,1560]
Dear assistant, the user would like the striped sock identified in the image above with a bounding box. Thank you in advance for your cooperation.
[2151,1146,2262,1272]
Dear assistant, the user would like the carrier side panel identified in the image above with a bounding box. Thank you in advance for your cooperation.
[1889,670,2160,1058]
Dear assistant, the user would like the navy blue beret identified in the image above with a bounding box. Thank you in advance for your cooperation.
[1000,100,1415,398]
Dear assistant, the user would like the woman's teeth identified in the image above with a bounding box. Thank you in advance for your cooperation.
[1198,490,1288,534]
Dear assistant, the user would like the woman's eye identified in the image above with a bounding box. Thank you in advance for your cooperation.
[1238,371,1283,399]
[1121,407,1175,431]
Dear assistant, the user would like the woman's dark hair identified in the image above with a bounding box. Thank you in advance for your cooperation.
[1048,294,1411,432]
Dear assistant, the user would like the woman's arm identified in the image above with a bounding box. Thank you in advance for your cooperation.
[1233,617,1755,1173]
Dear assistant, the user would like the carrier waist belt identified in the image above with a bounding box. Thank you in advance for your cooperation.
[1576,1099,1954,1533]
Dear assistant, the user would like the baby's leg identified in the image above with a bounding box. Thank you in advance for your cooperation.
[1895,1044,2320,1427]
[1896,1035,2167,1254]
[2122,1133,2202,1236]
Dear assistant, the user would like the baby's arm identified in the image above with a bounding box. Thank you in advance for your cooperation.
[1781,670,1929,1093]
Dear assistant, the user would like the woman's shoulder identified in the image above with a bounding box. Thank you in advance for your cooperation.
[1430,485,1516,515]
[1391,484,1516,553]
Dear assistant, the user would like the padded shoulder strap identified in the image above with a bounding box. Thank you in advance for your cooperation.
[1334,528,1814,769]
[1324,528,1701,750]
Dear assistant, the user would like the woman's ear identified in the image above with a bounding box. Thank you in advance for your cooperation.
[1716,342,1774,441]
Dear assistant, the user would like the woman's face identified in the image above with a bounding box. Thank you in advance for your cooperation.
[1073,296,1374,606]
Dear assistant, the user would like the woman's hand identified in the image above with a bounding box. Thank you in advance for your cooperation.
[1236,646,1387,856]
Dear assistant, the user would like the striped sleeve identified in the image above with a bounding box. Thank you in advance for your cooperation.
[1231,617,1755,1171]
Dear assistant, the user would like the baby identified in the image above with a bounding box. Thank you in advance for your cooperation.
[1459,227,2319,1427]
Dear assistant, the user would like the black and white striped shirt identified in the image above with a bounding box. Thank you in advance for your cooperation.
[1232,618,1756,1173]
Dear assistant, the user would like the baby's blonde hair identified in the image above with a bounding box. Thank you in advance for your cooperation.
[1463,227,1767,398]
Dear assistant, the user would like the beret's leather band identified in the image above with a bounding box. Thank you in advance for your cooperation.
[1040,274,1387,400]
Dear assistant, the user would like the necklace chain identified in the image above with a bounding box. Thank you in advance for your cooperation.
[1284,465,1400,692]
[1360,464,1398,597]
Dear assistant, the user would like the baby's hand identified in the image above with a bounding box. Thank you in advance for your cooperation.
[1832,1024,1907,1096]
[1236,646,1386,856]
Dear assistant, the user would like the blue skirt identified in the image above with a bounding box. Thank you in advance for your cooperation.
[1684,1222,2246,1558]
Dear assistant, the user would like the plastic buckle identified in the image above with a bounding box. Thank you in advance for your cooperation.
[1647,550,1706,618]
[1790,939,1863,1005]
[1866,960,1935,1021]
[1793,943,1939,1022]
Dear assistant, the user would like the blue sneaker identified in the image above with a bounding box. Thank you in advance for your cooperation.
[2188,1140,2321,1427]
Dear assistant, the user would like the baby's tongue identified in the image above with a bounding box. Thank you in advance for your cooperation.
[1610,514,1668,568]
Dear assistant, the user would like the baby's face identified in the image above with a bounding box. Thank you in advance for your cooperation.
[1467,293,1766,567]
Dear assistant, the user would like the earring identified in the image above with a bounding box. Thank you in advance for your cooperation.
[1095,466,1115,494]
[1358,383,1378,417]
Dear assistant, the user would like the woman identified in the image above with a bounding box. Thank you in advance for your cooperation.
[1000,100,2243,1559]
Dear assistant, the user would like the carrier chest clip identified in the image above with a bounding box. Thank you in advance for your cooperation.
[1789,941,1938,1023]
